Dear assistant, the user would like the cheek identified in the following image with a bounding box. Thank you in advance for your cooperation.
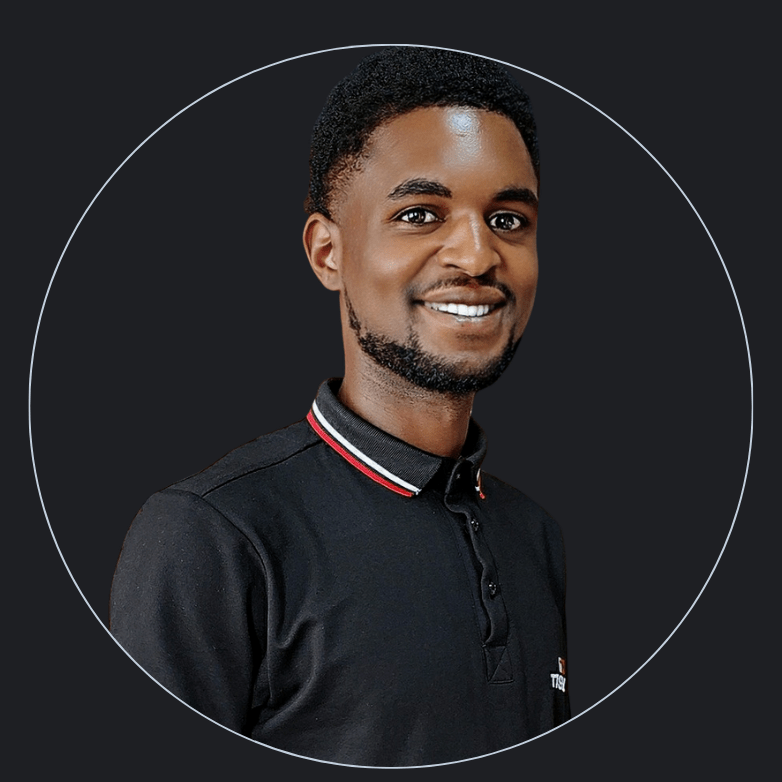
[342,235,422,302]
[511,256,539,321]
[339,243,416,338]
[524,267,539,302]
[512,249,538,291]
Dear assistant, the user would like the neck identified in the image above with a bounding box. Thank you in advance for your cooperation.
[338,358,475,460]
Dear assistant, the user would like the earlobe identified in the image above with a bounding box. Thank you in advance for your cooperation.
[303,214,343,291]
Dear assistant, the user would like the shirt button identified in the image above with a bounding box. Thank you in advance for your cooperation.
[470,518,480,532]
[488,581,499,598]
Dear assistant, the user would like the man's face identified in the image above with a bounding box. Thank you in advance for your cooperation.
[328,106,539,395]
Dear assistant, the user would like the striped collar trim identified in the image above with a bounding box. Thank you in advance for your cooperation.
[307,378,486,497]
[307,379,488,498]
[307,404,419,497]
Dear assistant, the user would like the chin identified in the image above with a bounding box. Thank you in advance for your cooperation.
[358,329,521,397]
[346,290,522,396]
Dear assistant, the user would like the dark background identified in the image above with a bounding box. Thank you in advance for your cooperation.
[10,7,775,779]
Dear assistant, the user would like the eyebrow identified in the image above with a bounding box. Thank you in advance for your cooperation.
[494,186,539,210]
[387,178,452,200]
[386,178,538,210]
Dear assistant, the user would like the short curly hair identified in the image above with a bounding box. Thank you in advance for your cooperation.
[305,47,540,219]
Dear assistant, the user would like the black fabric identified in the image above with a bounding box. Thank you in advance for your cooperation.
[110,378,570,766]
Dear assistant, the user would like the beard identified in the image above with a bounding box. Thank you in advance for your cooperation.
[344,290,521,397]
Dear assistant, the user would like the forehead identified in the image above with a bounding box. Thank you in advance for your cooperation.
[341,106,537,207]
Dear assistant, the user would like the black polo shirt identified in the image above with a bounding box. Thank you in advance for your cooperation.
[111,379,570,766]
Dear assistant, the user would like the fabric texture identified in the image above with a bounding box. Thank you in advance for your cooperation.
[110,378,570,766]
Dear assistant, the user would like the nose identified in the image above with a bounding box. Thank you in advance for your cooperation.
[436,214,500,277]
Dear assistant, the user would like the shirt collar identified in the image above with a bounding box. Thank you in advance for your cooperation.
[306,378,488,498]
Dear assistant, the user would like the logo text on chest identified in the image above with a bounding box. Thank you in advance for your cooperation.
[550,656,567,692]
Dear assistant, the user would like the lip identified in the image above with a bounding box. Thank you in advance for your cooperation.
[418,287,507,307]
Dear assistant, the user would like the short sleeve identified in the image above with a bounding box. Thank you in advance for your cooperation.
[110,488,268,733]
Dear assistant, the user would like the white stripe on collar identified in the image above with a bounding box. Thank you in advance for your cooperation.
[311,399,421,495]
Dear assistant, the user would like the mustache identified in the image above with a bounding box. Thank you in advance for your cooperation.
[411,275,516,303]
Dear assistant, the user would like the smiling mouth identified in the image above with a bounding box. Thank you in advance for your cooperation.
[423,301,501,320]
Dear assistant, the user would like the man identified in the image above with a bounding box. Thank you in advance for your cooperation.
[110,46,569,766]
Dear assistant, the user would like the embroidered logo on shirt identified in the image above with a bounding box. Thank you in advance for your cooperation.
[550,657,567,692]
[475,469,486,500]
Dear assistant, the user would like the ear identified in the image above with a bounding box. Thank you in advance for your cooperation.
[303,213,343,291]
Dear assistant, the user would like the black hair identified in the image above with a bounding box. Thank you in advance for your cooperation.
[305,47,540,218]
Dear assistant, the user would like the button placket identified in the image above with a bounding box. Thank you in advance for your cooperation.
[443,467,509,660]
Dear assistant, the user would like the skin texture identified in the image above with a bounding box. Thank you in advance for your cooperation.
[304,107,539,458]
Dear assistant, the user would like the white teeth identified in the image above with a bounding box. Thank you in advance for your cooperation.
[425,302,493,317]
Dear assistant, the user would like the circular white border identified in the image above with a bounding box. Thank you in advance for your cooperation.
[28,43,754,769]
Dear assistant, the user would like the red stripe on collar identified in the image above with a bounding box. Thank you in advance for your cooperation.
[306,410,414,498]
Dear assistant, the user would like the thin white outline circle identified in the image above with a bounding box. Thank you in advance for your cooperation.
[28,43,754,769]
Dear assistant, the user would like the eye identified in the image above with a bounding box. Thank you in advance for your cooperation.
[488,212,528,232]
[397,207,439,225]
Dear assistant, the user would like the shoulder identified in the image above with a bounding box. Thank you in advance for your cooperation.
[170,418,320,498]
[481,472,561,533]
[481,471,568,602]
[480,471,566,562]
[120,418,323,555]
[115,422,319,578]
[120,419,321,552]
